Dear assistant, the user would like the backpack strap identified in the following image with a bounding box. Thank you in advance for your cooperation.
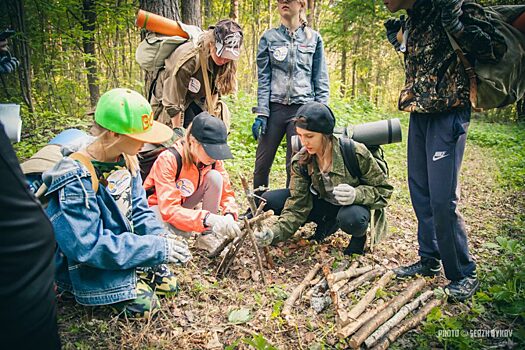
[167,147,183,180]
[198,48,217,114]
[339,137,362,180]
[70,152,99,192]
[444,31,479,107]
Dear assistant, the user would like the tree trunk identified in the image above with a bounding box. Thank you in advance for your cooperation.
[82,0,99,108]
[138,0,180,99]
[307,0,314,27]
[230,0,239,22]
[181,0,202,27]
[340,20,349,97]
[517,98,525,123]
[268,0,272,29]
[6,0,34,112]
[204,0,211,19]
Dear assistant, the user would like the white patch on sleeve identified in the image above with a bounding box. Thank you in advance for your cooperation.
[188,77,201,93]
[176,178,195,197]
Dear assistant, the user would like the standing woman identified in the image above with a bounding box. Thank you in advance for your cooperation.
[151,20,243,129]
[255,102,393,256]
[43,89,192,318]
[251,0,329,196]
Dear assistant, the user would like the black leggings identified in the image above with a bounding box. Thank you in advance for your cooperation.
[253,103,301,190]
[263,189,370,237]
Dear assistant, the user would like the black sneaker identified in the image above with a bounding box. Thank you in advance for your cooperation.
[308,218,338,243]
[394,258,441,278]
[445,272,480,302]
[343,235,366,256]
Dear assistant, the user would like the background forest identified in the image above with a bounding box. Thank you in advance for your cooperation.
[1,1,524,349]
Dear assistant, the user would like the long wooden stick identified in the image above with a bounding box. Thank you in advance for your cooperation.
[364,290,433,348]
[244,217,267,284]
[348,278,426,349]
[344,271,394,323]
[370,298,444,350]
[337,300,392,338]
[282,263,322,319]
[327,265,373,287]
[338,268,384,298]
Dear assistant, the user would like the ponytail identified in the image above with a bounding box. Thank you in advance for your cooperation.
[298,0,312,39]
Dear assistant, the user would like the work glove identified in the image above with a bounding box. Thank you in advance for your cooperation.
[333,184,356,206]
[166,235,192,265]
[251,115,268,141]
[206,213,242,239]
[384,16,404,52]
[254,227,274,247]
[0,53,18,74]
[434,0,464,36]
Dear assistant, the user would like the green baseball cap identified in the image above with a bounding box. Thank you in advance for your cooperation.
[95,88,173,144]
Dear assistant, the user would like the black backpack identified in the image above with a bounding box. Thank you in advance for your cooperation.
[300,137,389,181]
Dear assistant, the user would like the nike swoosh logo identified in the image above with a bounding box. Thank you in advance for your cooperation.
[432,154,450,161]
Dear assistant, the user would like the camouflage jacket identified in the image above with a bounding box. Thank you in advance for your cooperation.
[270,136,394,244]
[399,0,471,113]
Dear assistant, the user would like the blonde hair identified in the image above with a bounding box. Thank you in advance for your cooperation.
[90,124,140,176]
[199,31,238,95]
[181,124,195,169]
[298,0,308,27]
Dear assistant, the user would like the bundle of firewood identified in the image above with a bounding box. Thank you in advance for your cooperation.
[281,261,444,349]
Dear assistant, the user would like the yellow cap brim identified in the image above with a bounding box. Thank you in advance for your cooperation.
[126,121,174,144]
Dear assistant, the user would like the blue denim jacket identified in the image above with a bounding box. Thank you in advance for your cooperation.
[43,157,168,306]
[253,24,330,116]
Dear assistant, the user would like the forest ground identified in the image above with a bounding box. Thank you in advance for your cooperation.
[46,98,524,350]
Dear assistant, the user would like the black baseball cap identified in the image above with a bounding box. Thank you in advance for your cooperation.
[191,112,233,160]
[213,19,243,60]
[294,102,336,135]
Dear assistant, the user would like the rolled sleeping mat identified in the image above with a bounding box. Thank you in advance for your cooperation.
[135,10,189,38]
[347,118,402,146]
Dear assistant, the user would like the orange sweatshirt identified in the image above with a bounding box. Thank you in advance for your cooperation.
[144,141,238,232]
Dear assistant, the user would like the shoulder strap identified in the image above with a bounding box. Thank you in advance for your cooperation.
[198,48,216,114]
[339,137,362,180]
[70,152,99,192]
[444,31,478,107]
[167,147,183,180]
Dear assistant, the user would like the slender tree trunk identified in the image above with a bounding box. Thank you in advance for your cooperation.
[307,0,315,28]
[6,0,34,112]
[268,0,272,29]
[204,0,212,20]
[139,0,180,99]
[181,0,202,27]
[230,0,239,22]
[517,98,525,122]
[82,0,99,108]
[340,20,349,97]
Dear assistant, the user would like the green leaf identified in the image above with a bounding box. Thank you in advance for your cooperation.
[228,308,252,325]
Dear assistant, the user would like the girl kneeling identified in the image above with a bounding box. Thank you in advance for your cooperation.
[256,102,393,255]
[145,112,240,258]
[44,88,191,318]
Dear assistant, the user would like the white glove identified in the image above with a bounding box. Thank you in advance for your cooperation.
[333,184,356,206]
[166,235,192,265]
[206,213,242,239]
[254,227,274,247]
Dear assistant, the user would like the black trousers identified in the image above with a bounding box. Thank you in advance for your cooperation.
[253,103,301,190]
[0,123,61,349]
[263,189,370,237]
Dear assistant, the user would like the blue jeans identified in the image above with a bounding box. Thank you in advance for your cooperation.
[408,108,476,281]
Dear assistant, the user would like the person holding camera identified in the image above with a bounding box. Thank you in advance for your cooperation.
[255,102,393,256]
[251,0,329,197]
[0,30,61,349]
